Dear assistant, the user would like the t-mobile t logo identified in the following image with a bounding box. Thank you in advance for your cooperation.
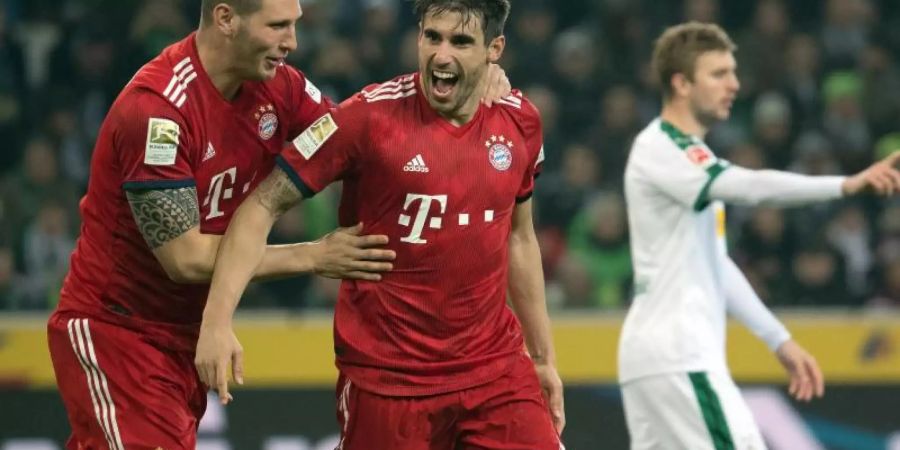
[398,194,448,244]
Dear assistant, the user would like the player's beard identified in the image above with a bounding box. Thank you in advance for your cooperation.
[690,100,725,130]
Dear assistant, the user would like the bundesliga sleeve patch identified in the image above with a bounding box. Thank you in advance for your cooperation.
[144,117,180,165]
[292,113,338,160]
[686,145,717,170]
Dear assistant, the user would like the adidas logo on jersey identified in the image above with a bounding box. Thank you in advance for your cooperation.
[202,142,216,162]
[403,154,429,173]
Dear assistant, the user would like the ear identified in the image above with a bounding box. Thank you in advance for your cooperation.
[487,35,505,63]
[671,72,692,98]
[212,3,240,37]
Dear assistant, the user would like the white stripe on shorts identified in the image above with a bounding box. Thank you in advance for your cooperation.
[67,318,124,450]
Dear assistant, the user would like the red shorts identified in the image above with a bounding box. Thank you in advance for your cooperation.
[47,310,206,450]
[334,352,562,450]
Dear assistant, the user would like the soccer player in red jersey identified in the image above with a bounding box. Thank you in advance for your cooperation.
[197,1,566,448]
[45,0,404,448]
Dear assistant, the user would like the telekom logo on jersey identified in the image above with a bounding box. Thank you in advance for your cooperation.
[203,167,253,219]
[398,193,494,244]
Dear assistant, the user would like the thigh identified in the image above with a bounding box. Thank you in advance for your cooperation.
[622,373,717,450]
[334,374,458,450]
[706,372,767,450]
[48,313,206,450]
[456,354,562,450]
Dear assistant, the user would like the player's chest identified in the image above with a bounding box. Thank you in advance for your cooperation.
[364,127,530,202]
[192,100,286,229]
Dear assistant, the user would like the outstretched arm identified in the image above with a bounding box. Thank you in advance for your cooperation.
[722,257,824,401]
[507,199,565,434]
[709,151,900,207]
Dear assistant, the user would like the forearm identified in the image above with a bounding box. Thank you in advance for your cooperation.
[709,166,844,207]
[508,231,556,365]
[203,200,280,324]
[157,232,318,283]
[723,256,791,351]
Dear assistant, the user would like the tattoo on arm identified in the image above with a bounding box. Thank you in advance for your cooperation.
[253,168,302,217]
[126,187,200,249]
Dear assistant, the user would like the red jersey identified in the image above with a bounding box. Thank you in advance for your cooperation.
[277,73,545,396]
[57,33,331,350]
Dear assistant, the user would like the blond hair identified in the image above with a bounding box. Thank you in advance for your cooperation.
[652,22,736,100]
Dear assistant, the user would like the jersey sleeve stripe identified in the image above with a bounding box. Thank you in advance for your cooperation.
[121,179,196,191]
[692,163,730,211]
[275,155,317,199]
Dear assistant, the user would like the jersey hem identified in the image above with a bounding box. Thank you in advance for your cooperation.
[337,352,519,397]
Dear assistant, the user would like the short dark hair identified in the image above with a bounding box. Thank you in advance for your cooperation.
[652,22,737,100]
[413,0,511,44]
[200,0,264,23]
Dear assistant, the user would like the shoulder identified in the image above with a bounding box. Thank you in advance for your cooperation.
[268,63,325,105]
[358,73,417,104]
[127,40,199,111]
[631,119,678,156]
[492,90,541,140]
[333,73,417,119]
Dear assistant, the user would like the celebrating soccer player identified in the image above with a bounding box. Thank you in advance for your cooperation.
[45,0,512,448]
[619,22,900,449]
[196,1,566,448]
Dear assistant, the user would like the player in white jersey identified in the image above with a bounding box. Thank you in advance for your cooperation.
[619,22,900,450]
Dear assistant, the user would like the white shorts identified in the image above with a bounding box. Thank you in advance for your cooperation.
[621,371,767,450]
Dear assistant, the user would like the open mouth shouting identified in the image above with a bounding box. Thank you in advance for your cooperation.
[430,69,460,100]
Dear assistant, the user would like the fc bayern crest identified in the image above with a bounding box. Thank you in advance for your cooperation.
[254,104,278,140]
[485,134,513,171]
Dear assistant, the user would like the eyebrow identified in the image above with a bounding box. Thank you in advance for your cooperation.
[423,28,477,45]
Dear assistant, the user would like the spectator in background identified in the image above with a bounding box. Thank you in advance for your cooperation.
[356,0,402,82]
[822,71,871,171]
[789,131,842,176]
[0,245,27,309]
[826,203,874,297]
[128,0,191,64]
[752,91,794,169]
[524,84,561,169]
[683,0,719,23]
[20,201,74,309]
[0,3,26,171]
[566,193,631,309]
[867,258,900,309]
[789,241,851,306]
[536,143,602,233]
[46,102,91,187]
[507,1,556,86]
[820,0,873,71]
[587,84,642,183]
[736,0,791,97]
[0,135,79,246]
[782,34,822,129]
[551,27,603,136]
[858,42,900,138]
[735,207,794,304]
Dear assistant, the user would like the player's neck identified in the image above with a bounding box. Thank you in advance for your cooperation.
[195,29,243,101]
[660,102,708,139]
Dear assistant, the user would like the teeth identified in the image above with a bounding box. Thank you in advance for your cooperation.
[433,70,457,80]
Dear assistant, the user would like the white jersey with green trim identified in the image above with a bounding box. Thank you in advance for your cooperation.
[619,118,733,383]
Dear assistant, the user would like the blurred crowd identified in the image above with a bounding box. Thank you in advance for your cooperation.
[1,0,899,311]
